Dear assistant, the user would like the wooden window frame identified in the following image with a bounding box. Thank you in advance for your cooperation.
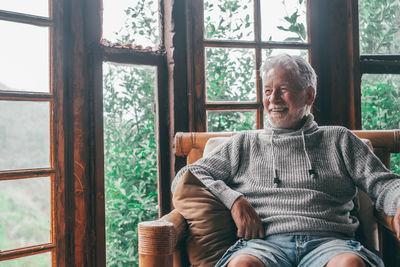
[187,0,312,132]
[89,0,171,266]
[0,1,65,265]
[360,55,400,74]
[356,0,400,127]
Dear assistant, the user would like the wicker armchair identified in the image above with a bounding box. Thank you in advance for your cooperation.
[139,130,400,267]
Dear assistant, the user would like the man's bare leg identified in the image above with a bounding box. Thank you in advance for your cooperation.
[227,254,265,267]
[325,253,367,267]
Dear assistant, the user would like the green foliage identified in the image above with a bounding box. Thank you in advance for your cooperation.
[0,178,50,266]
[359,0,400,173]
[208,111,256,132]
[206,48,256,102]
[359,0,400,54]
[361,75,400,130]
[113,0,159,46]
[277,6,306,42]
[361,74,400,173]
[103,0,161,265]
[103,64,158,267]
[204,0,253,40]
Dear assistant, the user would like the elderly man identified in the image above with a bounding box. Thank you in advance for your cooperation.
[172,54,400,267]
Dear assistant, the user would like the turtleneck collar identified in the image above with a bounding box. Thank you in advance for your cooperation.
[267,113,318,187]
[264,113,318,136]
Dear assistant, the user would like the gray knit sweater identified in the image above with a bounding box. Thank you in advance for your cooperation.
[172,114,400,237]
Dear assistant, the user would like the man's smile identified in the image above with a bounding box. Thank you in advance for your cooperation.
[269,107,288,113]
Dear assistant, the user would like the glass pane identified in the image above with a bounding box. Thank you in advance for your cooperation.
[261,0,308,42]
[359,0,400,54]
[204,0,254,41]
[0,101,50,171]
[361,74,400,173]
[103,62,158,266]
[0,21,49,92]
[0,177,51,251]
[1,252,51,267]
[206,47,256,102]
[262,49,309,63]
[0,0,49,17]
[361,74,400,130]
[391,154,400,175]
[207,111,256,132]
[102,0,160,48]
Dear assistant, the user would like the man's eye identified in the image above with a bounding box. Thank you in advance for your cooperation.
[264,90,272,96]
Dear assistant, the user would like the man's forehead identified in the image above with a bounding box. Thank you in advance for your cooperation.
[264,82,290,87]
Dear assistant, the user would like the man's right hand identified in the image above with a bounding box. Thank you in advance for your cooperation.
[230,196,265,240]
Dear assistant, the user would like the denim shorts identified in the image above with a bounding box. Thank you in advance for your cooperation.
[215,235,384,267]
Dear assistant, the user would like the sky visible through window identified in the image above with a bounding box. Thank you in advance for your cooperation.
[0,1,49,92]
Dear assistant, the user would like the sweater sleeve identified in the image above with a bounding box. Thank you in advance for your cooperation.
[340,129,400,216]
[171,133,245,209]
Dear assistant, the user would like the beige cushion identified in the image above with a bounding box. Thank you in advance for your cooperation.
[172,170,237,267]
[203,136,229,156]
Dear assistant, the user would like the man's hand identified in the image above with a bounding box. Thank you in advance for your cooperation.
[230,196,265,240]
[394,206,400,240]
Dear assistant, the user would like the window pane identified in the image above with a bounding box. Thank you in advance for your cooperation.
[0,101,50,171]
[207,111,256,132]
[206,47,256,102]
[359,0,400,54]
[102,0,160,48]
[361,74,400,130]
[261,0,308,42]
[204,0,254,41]
[1,252,51,267]
[103,63,158,266]
[0,0,49,17]
[262,49,309,64]
[0,21,49,92]
[0,177,51,251]
[361,74,400,174]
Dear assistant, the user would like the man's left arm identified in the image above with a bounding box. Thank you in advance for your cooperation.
[394,206,400,240]
[340,130,400,224]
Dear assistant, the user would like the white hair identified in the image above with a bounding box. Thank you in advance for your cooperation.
[261,53,317,94]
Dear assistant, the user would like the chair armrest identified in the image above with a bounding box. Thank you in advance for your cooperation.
[160,209,188,244]
[138,209,187,267]
[376,210,395,235]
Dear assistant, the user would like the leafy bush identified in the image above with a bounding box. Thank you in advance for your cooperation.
[361,74,400,173]
[359,0,400,174]
[103,1,160,266]
[358,0,400,54]
[103,64,158,267]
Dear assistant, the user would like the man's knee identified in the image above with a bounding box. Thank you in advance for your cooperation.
[227,254,265,267]
[325,253,367,267]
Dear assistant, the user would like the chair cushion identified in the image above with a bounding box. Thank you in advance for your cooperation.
[172,170,237,267]
[203,136,230,156]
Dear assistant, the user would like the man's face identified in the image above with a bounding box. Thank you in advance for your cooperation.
[263,68,314,129]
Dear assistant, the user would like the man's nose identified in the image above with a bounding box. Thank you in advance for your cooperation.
[269,89,281,103]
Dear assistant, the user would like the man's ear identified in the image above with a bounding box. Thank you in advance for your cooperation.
[305,86,316,106]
